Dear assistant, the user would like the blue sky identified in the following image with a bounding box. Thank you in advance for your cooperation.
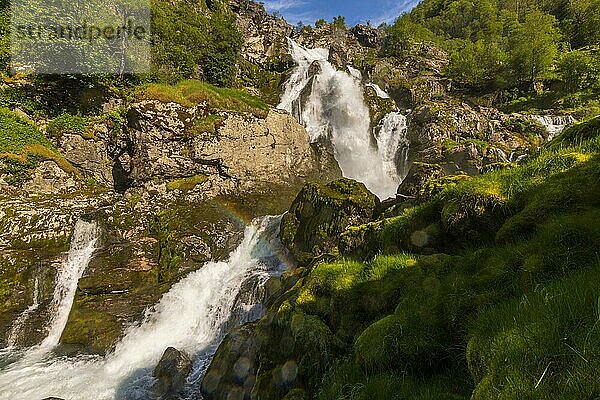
[262,0,421,26]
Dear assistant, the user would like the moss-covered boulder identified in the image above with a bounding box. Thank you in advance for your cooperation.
[280,179,379,265]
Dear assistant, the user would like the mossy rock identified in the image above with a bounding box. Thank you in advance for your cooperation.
[280,179,379,266]
[59,300,122,355]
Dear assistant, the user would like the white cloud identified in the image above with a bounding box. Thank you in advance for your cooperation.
[262,0,307,12]
[370,0,420,26]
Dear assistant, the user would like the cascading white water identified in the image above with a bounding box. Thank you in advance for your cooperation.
[41,220,100,349]
[5,277,40,348]
[0,216,287,400]
[532,115,576,140]
[366,83,391,99]
[278,39,404,200]
[376,112,410,180]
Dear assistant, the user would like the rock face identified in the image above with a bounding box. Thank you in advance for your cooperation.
[280,179,379,266]
[404,102,548,181]
[153,347,193,399]
[0,93,341,352]
[230,0,292,67]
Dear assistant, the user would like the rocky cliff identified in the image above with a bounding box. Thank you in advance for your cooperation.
[0,83,340,352]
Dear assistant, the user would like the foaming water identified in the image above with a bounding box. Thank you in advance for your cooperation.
[278,39,404,200]
[5,277,39,348]
[532,115,576,140]
[0,217,288,400]
[376,112,410,181]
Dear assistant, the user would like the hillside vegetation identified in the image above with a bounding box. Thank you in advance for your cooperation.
[207,116,600,399]
[386,0,600,115]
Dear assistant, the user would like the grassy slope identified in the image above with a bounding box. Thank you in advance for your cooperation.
[137,79,269,117]
[262,117,600,399]
[0,107,78,180]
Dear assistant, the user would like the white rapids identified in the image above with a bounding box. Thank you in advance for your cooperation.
[0,216,288,400]
[279,39,407,200]
[532,115,576,140]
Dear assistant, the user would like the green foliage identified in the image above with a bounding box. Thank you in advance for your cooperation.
[0,107,53,154]
[46,114,88,139]
[507,11,561,86]
[557,49,600,92]
[384,14,435,56]
[139,79,268,116]
[315,19,327,28]
[151,0,241,86]
[448,39,507,87]
[387,0,600,92]
[331,16,346,30]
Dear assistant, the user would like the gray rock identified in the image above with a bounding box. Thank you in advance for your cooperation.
[153,347,192,399]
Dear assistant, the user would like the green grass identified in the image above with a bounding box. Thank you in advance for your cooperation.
[468,262,600,399]
[0,107,53,154]
[46,113,89,139]
[0,107,79,183]
[138,79,269,117]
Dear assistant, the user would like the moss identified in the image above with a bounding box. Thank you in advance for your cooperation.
[60,301,123,355]
[190,115,226,135]
[280,179,378,266]
[165,174,208,192]
[138,79,269,117]
[46,114,90,139]
[0,107,51,154]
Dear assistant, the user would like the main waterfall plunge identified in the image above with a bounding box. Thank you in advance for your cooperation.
[0,217,288,399]
[279,39,409,200]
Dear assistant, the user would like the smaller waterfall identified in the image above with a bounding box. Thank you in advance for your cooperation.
[0,216,288,400]
[532,115,576,140]
[40,220,100,349]
[5,277,40,348]
[347,65,362,81]
[366,83,391,99]
[376,112,410,180]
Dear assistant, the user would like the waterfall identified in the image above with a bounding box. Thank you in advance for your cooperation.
[0,216,288,400]
[532,115,576,140]
[5,277,40,348]
[40,220,100,349]
[278,39,404,200]
[376,112,410,180]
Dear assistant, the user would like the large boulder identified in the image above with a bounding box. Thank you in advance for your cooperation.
[280,179,378,265]
[153,347,193,399]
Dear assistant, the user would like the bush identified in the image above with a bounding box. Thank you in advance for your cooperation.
[46,114,88,139]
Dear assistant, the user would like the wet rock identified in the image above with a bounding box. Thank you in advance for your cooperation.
[21,161,80,194]
[153,347,192,399]
[280,178,379,265]
[397,162,444,199]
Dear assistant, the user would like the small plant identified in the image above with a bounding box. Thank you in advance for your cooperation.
[46,114,88,139]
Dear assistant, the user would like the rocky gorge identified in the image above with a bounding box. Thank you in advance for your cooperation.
[0,0,599,399]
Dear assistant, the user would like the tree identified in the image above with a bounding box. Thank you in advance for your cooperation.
[384,14,434,56]
[448,39,507,88]
[507,10,560,88]
[315,18,327,28]
[558,50,600,92]
[332,15,346,30]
